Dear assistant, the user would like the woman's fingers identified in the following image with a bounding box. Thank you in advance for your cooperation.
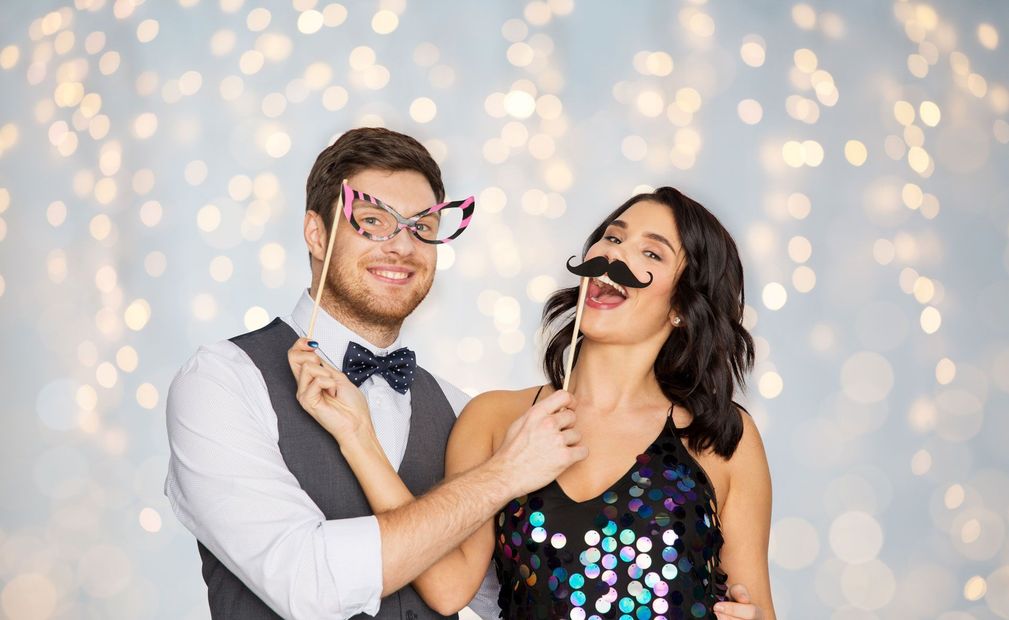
[288,339,314,375]
[290,349,342,382]
[288,337,329,374]
[713,602,758,619]
[297,361,348,404]
[297,358,318,401]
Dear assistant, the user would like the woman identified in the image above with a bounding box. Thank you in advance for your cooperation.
[291,186,775,619]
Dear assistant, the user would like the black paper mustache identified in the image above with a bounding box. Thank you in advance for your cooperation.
[566,255,653,289]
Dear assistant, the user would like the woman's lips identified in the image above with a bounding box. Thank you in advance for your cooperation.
[585,279,627,309]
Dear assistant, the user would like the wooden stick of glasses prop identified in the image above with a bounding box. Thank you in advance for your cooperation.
[307,178,348,340]
[561,255,656,391]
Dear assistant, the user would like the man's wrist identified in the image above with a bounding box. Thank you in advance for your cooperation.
[477,452,519,507]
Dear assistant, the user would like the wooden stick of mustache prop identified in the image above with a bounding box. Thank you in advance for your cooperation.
[562,275,588,392]
[307,178,348,339]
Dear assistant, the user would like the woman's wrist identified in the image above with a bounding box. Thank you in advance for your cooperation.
[339,426,385,464]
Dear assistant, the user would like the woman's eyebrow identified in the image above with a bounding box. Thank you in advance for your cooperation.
[611,219,677,253]
[644,232,677,253]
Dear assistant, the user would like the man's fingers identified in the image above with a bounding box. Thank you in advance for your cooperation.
[531,389,573,417]
[569,445,589,462]
[560,428,581,446]
[552,407,576,430]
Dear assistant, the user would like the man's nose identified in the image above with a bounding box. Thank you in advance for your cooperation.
[381,224,418,256]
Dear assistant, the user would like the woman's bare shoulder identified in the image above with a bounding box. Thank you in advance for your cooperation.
[726,405,768,468]
[460,385,547,423]
[454,385,550,451]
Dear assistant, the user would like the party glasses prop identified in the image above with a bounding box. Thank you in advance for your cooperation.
[341,183,475,244]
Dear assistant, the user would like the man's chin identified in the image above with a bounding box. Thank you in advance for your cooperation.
[326,269,432,324]
[363,298,416,322]
[356,288,429,324]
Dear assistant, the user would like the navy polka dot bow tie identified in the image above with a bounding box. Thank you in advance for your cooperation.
[341,341,417,394]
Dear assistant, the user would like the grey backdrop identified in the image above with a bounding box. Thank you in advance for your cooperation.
[2,0,1008,618]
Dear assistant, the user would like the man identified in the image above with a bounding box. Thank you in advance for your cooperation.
[164,127,767,620]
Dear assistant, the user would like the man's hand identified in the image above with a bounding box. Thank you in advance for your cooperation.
[287,337,374,445]
[714,583,764,620]
[489,389,589,498]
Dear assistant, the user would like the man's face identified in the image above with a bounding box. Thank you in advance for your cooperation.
[308,168,438,328]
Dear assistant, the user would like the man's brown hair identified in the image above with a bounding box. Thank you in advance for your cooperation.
[305,127,445,236]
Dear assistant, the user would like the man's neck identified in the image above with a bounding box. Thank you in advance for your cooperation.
[311,289,402,349]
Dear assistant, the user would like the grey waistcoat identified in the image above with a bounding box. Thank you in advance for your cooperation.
[196,317,458,620]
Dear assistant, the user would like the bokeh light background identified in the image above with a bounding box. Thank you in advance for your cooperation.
[2,0,1009,618]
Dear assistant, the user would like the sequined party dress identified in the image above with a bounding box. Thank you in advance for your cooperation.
[493,387,729,620]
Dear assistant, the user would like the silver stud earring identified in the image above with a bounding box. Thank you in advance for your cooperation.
[673,316,681,325]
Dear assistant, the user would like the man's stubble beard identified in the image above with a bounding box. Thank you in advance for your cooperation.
[322,257,433,329]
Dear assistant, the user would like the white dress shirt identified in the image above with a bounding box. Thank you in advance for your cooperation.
[164,288,502,619]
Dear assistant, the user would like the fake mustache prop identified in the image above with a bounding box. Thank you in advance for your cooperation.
[560,255,653,391]
[565,255,654,288]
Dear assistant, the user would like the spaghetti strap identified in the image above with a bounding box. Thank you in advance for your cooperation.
[531,384,545,405]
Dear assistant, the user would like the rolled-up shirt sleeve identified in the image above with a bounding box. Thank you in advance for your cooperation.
[164,345,383,619]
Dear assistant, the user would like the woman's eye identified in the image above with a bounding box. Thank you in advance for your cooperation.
[604,235,621,244]
[414,223,431,232]
[645,250,661,261]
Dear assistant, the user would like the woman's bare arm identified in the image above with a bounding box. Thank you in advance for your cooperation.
[339,391,513,615]
[714,408,777,620]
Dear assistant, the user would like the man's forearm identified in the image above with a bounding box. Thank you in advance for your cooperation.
[376,456,513,596]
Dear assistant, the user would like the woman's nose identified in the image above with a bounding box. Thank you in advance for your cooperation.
[602,246,627,264]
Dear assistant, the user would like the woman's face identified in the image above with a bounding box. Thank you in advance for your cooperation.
[578,199,686,345]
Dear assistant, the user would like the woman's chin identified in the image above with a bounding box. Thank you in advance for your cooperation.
[579,312,669,344]
[578,316,626,341]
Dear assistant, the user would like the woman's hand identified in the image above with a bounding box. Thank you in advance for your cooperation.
[714,584,764,620]
[287,338,374,447]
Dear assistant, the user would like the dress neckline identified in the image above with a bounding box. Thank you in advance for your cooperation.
[549,407,675,505]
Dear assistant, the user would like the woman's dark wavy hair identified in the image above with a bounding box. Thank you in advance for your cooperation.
[541,186,755,459]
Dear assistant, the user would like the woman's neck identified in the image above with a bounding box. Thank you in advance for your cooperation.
[566,338,669,413]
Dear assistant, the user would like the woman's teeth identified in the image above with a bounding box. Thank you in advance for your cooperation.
[592,275,627,298]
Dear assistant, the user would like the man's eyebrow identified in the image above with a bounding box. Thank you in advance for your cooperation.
[608,219,677,253]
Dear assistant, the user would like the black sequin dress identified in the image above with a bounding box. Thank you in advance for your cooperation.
[494,387,729,619]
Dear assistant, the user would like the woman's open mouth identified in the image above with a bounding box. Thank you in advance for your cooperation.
[584,275,627,309]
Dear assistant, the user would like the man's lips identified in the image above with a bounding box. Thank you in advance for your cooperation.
[367,266,415,285]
